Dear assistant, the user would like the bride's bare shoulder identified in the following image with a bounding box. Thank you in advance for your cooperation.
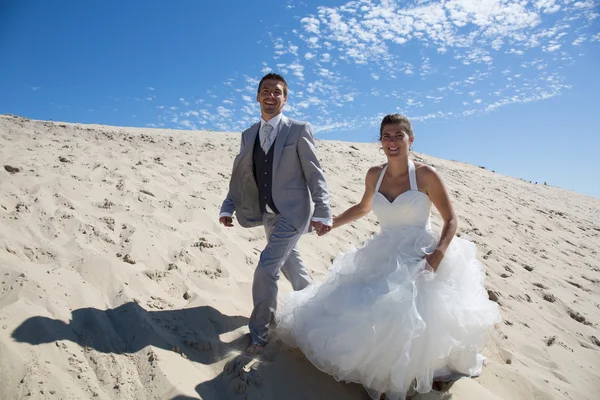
[367,164,386,177]
[413,161,437,175]
[365,164,385,187]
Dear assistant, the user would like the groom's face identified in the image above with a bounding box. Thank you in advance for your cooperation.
[257,79,287,118]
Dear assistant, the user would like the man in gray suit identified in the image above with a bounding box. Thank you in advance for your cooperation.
[219,73,332,354]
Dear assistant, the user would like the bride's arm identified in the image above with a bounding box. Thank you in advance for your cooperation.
[332,166,380,229]
[420,166,457,269]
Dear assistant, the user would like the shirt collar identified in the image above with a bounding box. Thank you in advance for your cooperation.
[260,113,283,131]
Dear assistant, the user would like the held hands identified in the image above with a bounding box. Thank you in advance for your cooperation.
[219,216,234,227]
[311,221,332,236]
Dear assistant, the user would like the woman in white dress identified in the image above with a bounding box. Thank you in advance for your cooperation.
[276,114,502,399]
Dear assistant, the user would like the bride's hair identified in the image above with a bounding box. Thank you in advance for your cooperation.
[379,114,414,140]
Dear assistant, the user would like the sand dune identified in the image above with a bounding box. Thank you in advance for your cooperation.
[1,114,599,400]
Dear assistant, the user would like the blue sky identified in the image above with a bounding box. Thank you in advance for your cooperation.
[1,0,599,198]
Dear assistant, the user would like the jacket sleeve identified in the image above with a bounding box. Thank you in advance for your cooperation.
[219,132,246,216]
[296,122,332,221]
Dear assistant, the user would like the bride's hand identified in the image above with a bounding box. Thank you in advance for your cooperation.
[425,250,444,272]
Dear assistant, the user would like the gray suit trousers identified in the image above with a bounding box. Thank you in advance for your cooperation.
[249,212,312,345]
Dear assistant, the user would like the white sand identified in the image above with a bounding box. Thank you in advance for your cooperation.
[1,114,599,400]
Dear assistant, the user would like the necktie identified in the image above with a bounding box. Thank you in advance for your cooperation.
[261,123,274,153]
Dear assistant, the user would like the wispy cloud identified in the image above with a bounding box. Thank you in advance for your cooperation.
[142,0,598,134]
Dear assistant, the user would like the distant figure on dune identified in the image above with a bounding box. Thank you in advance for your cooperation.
[219,73,333,355]
[276,114,502,400]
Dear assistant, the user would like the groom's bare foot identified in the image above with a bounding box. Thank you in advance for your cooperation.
[245,343,265,355]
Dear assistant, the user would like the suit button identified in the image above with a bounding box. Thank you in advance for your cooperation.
[264,159,268,162]
[264,172,267,175]
[264,184,267,187]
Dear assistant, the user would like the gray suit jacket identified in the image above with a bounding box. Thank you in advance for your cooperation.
[220,116,332,234]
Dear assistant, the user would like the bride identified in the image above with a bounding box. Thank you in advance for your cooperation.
[276,114,502,399]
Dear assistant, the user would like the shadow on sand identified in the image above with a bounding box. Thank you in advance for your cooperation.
[12,302,458,400]
[12,302,249,365]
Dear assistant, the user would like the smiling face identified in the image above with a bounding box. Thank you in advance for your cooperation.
[256,78,287,120]
[380,123,414,158]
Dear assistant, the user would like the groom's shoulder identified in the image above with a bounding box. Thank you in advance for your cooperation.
[242,121,260,134]
[286,117,311,130]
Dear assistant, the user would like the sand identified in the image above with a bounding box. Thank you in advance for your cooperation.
[1,114,599,400]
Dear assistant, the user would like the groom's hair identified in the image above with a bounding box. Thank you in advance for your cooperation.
[258,73,288,97]
[379,114,414,139]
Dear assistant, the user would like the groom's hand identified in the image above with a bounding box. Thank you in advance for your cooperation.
[219,216,234,227]
[311,221,331,236]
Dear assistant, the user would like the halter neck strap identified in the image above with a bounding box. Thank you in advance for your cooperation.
[375,159,418,192]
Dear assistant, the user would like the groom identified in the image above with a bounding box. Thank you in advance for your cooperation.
[219,73,332,354]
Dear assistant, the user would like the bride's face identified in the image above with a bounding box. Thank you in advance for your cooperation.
[380,123,413,158]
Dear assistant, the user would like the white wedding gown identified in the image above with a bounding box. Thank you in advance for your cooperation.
[276,160,502,400]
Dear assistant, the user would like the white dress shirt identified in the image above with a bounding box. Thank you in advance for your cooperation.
[220,113,332,227]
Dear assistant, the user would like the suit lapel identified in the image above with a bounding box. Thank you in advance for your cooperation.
[234,122,260,171]
[246,122,260,155]
[273,115,291,172]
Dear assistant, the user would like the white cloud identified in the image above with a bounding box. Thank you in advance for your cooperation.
[572,35,586,45]
[217,106,233,118]
[318,68,335,79]
[288,62,305,80]
[301,16,321,34]
[406,98,423,107]
[420,58,433,76]
[148,0,596,133]
[506,48,525,56]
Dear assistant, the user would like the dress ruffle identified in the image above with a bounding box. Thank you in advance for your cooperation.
[276,227,501,400]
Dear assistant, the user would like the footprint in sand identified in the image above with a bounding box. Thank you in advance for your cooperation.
[567,309,592,326]
[523,264,535,272]
[499,348,513,365]
[184,338,212,351]
[224,355,263,394]
[3,165,21,174]
[543,293,556,303]
[546,336,557,346]
[193,255,226,279]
